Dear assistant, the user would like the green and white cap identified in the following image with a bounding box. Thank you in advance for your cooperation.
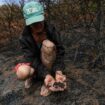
[23,1,44,26]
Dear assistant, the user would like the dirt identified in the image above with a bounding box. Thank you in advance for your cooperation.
[0,35,105,105]
[53,82,65,89]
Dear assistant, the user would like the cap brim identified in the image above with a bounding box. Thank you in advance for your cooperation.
[26,15,44,26]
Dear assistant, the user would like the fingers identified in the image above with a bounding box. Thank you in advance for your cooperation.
[49,84,64,92]
[44,76,54,87]
[55,73,67,91]
[40,85,51,96]
[56,75,66,82]
[44,75,55,87]
[44,74,67,92]
[44,75,62,92]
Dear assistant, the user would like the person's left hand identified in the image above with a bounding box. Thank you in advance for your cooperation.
[55,70,67,91]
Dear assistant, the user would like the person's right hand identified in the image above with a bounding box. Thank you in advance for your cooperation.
[44,74,56,91]
[55,71,67,91]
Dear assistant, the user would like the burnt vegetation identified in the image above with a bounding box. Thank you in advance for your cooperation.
[0,0,105,69]
[0,0,105,105]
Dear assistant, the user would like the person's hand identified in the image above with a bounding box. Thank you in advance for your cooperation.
[44,74,64,91]
[55,71,67,91]
[44,74,56,91]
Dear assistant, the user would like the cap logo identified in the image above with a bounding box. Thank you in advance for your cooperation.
[26,7,39,14]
